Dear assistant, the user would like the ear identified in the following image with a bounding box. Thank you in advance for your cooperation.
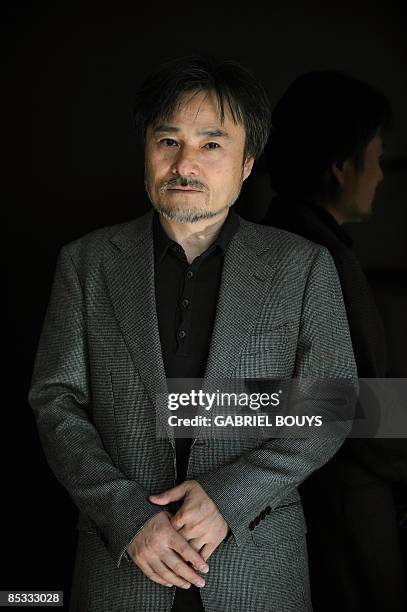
[242,156,255,181]
[331,159,351,186]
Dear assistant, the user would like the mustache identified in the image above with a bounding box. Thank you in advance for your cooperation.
[160,176,208,191]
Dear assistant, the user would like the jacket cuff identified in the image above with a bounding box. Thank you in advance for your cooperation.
[116,511,165,567]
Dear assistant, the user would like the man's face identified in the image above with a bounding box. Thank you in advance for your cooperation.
[338,134,384,222]
[144,90,254,223]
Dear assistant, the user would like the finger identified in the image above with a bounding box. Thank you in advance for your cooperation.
[173,521,192,536]
[134,558,173,588]
[176,523,205,542]
[171,532,209,573]
[187,537,207,554]
[162,551,206,588]
[170,513,184,530]
[173,529,208,566]
[171,504,207,531]
[149,482,190,505]
[200,542,217,562]
[171,508,197,531]
[149,558,192,590]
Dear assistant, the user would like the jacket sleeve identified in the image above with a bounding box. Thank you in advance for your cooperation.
[196,247,358,546]
[28,246,164,567]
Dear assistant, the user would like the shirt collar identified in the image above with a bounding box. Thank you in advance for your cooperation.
[153,208,240,263]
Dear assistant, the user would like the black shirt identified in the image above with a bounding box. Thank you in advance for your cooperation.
[153,208,239,484]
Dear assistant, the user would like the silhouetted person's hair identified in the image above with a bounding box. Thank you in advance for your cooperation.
[265,71,392,202]
[133,55,271,160]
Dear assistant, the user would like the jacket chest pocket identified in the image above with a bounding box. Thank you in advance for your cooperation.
[235,323,297,378]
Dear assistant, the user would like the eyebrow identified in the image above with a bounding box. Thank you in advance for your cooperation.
[153,125,230,139]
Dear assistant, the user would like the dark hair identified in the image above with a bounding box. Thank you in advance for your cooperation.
[133,55,271,160]
[265,70,392,202]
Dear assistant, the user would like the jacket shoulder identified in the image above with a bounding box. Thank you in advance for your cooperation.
[60,211,153,267]
[239,218,327,261]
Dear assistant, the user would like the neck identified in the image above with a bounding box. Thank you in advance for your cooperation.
[159,208,230,263]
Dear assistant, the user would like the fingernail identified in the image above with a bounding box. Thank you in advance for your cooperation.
[197,579,205,588]
[166,583,173,587]
[182,583,190,589]
[199,565,209,573]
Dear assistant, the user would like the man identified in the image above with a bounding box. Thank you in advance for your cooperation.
[263,70,407,611]
[29,57,356,612]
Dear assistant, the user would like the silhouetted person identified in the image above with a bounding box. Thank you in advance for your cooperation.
[263,70,407,612]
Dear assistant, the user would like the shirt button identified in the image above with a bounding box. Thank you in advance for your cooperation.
[172,244,182,254]
[181,298,190,308]
[178,330,186,339]
[186,270,194,280]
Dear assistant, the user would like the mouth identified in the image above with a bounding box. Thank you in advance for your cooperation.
[167,188,203,193]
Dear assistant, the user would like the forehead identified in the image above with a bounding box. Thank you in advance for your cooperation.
[152,90,245,135]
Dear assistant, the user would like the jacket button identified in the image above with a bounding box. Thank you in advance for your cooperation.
[249,521,254,530]
[265,506,271,514]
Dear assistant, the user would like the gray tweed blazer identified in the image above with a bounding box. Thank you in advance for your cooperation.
[29,210,357,612]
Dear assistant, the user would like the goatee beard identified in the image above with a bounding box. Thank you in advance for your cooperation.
[152,203,232,224]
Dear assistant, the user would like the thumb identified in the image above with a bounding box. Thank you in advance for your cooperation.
[149,481,190,505]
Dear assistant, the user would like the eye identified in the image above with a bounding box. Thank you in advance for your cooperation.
[204,142,220,150]
[160,138,178,147]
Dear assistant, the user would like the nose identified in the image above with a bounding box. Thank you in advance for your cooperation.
[171,146,199,176]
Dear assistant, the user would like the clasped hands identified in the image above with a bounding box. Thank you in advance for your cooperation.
[126,480,229,589]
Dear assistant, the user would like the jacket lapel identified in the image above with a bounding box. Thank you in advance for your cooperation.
[204,220,276,380]
[192,220,276,442]
[102,211,174,445]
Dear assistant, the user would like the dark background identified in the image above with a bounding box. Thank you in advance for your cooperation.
[4,1,407,608]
